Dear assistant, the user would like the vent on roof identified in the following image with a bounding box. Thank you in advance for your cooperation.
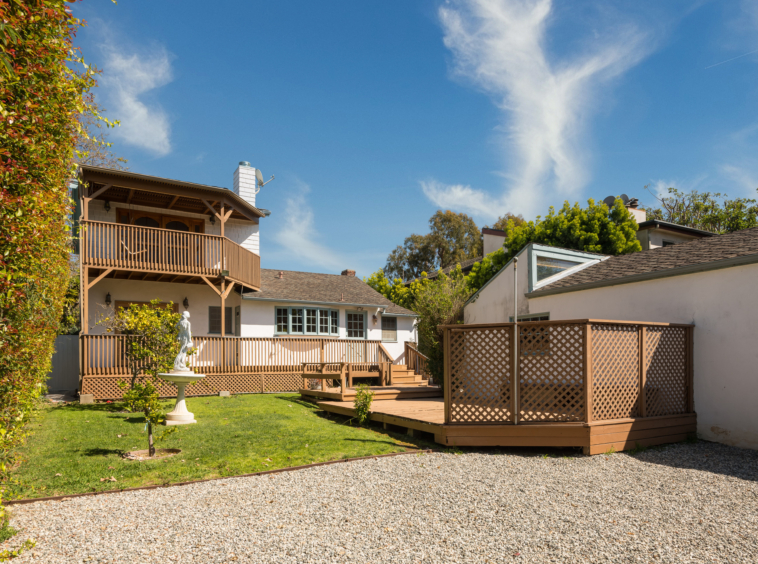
[277,271,284,279]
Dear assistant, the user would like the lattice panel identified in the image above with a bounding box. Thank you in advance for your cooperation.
[591,325,639,420]
[263,373,302,393]
[449,327,512,423]
[645,327,687,416]
[82,374,272,399]
[518,324,584,422]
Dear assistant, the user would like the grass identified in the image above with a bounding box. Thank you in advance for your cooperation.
[10,394,434,499]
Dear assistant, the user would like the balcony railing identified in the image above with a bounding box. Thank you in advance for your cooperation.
[80,220,260,289]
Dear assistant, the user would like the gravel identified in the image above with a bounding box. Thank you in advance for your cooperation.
[3,441,758,563]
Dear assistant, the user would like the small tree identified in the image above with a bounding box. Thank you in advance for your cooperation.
[353,384,374,427]
[363,270,431,311]
[413,267,470,385]
[98,300,181,456]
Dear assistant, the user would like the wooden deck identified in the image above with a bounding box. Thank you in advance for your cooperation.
[315,397,697,455]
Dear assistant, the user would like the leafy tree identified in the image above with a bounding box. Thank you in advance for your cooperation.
[384,210,483,280]
[99,301,182,457]
[645,187,758,234]
[466,198,641,292]
[59,258,81,335]
[485,212,526,231]
[0,0,107,524]
[363,270,430,311]
[99,301,182,389]
[413,267,470,384]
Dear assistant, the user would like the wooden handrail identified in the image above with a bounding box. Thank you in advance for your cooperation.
[80,220,260,289]
[405,341,429,379]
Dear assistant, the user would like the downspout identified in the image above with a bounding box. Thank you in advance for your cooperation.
[513,257,518,425]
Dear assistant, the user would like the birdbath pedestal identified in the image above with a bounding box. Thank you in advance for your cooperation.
[158,371,206,425]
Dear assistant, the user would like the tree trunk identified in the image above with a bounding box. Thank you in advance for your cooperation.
[148,421,155,457]
[130,366,139,389]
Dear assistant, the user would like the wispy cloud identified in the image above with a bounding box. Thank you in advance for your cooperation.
[425,0,653,219]
[272,180,381,275]
[99,42,173,156]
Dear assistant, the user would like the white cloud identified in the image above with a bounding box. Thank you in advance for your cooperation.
[720,164,758,195]
[272,181,382,275]
[426,0,653,219]
[100,43,173,156]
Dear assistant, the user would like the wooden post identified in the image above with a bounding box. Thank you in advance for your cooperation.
[82,266,89,335]
[320,340,325,363]
[510,323,518,424]
[388,362,393,386]
[219,204,225,238]
[687,326,694,413]
[583,323,593,424]
[443,328,451,424]
[639,326,647,417]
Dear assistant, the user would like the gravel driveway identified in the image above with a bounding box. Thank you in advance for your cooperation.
[4,441,757,563]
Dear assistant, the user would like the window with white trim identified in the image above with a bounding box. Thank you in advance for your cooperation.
[347,312,366,339]
[275,307,339,336]
[381,317,397,341]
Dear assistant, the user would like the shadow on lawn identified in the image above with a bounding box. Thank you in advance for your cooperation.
[82,447,124,457]
[57,402,125,413]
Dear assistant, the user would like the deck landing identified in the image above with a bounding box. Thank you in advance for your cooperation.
[300,384,442,402]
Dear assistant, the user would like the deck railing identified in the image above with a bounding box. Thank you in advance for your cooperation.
[81,335,386,377]
[442,320,694,425]
[80,220,261,289]
[405,342,430,380]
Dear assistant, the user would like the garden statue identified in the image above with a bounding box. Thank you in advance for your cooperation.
[159,310,205,425]
[173,310,193,372]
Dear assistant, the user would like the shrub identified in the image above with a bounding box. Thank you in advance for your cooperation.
[353,384,375,427]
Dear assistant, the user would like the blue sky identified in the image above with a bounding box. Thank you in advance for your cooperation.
[74,0,758,277]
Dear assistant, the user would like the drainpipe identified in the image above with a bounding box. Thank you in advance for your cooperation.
[513,257,519,425]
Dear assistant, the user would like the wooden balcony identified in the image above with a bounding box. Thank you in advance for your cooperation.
[80,220,261,290]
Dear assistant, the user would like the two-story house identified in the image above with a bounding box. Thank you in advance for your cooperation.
[77,162,422,400]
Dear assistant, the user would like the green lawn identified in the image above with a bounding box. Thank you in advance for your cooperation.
[10,394,433,499]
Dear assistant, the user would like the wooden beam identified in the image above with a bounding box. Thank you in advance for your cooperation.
[200,276,222,296]
[219,204,225,237]
[126,189,135,204]
[86,268,113,290]
[88,183,113,200]
[223,207,233,222]
[221,280,235,299]
[201,199,220,218]
[221,280,226,337]
[166,195,179,209]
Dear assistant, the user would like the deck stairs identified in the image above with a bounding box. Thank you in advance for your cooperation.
[389,364,428,386]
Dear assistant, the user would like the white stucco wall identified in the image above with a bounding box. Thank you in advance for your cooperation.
[239,300,416,361]
[464,257,530,325]
[527,263,758,450]
[85,278,241,337]
[87,199,259,255]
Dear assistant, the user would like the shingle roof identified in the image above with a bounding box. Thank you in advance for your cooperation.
[242,269,417,315]
[531,227,758,295]
[636,219,716,238]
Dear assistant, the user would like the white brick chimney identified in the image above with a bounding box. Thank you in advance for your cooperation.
[232,161,260,255]
[233,161,258,207]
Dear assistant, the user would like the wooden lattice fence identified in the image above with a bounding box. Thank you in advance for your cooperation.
[443,320,693,425]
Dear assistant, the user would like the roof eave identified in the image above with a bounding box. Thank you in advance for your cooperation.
[78,165,266,219]
[527,252,758,298]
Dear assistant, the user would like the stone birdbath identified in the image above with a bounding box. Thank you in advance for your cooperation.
[159,311,205,425]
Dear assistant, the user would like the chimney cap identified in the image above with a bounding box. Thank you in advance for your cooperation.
[239,161,251,167]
